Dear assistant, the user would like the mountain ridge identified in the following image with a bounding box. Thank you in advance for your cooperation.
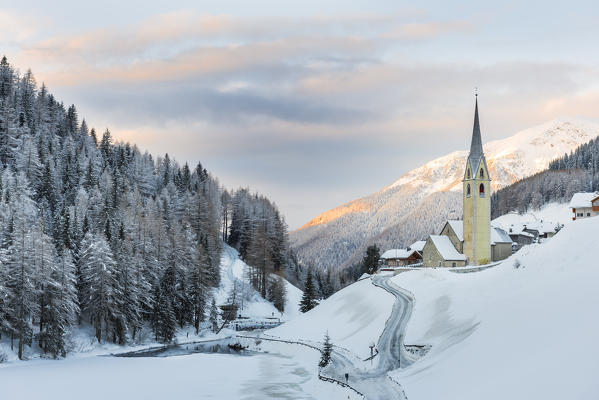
[291,118,599,272]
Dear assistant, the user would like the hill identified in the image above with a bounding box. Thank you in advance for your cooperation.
[391,216,599,399]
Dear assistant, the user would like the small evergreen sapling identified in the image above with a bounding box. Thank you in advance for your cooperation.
[319,331,333,368]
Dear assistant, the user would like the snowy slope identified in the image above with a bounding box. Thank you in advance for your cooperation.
[268,277,395,360]
[215,245,302,321]
[292,119,599,272]
[391,216,599,400]
[492,201,572,230]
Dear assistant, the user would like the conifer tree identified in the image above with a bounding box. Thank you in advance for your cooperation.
[79,232,123,343]
[319,331,333,368]
[363,244,381,275]
[209,297,219,333]
[299,271,317,313]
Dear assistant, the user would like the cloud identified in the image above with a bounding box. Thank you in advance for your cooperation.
[381,21,473,39]
[7,7,599,228]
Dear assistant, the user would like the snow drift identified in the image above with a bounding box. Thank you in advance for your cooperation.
[392,216,599,400]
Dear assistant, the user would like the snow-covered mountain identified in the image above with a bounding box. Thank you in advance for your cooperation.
[291,119,599,272]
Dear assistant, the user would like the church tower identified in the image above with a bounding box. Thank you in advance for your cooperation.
[463,95,491,265]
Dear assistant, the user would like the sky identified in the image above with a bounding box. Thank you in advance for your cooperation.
[2,0,599,229]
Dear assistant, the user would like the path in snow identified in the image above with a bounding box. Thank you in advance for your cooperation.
[323,274,415,400]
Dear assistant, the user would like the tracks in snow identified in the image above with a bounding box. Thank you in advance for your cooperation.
[323,274,415,400]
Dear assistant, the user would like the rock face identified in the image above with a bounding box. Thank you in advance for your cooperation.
[291,119,599,272]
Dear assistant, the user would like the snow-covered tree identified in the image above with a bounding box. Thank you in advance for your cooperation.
[299,271,317,313]
[79,232,123,343]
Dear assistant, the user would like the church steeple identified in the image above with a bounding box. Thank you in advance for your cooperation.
[469,95,483,161]
[462,92,491,266]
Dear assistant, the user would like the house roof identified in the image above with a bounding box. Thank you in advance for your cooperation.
[508,230,534,238]
[569,192,599,209]
[407,240,426,252]
[491,227,512,245]
[446,220,464,242]
[380,249,419,260]
[429,235,467,261]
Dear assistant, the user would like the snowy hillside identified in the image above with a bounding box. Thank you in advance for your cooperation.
[215,245,302,322]
[292,119,599,272]
[390,217,599,399]
[492,202,572,231]
[269,277,394,360]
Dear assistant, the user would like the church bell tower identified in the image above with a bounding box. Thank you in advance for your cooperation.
[463,94,491,265]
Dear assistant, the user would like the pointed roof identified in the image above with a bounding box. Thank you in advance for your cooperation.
[467,95,486,174]
[469,96,483,159]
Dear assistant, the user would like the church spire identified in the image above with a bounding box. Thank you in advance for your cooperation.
[469,94,483,160]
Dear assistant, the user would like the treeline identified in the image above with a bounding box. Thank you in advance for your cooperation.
[0,57,292,359]
[549,135,599,175]
[225,189,290,312]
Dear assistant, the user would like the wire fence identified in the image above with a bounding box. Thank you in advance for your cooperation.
[236,334,365,398]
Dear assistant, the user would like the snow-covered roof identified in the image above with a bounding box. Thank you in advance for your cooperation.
[503,220,557,236]
[446,220,464,242]
[381,249,417,260]
[524,221,558,234]
[407,240,426,252]
[491,227,512,245]
[507,229,534,238]
[429,235,467,261]
[569,192,599,209]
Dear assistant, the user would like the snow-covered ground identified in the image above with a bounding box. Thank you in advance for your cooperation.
[269,277,395,361]
[391,216,599,399]
[0,339,360,400]
[492,201,572,229]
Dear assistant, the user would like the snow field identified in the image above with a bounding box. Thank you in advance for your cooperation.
[391,217,599,400]
[0,339,361,400]
[269,277,395,361]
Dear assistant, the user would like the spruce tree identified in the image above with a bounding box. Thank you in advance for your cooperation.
[363,244,381,275]
[299,271,317,313]
[319,331,333,368]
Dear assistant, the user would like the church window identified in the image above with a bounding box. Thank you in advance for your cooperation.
[467,169,470,179]
[480,168,484,178]
[466,184,471,197]
[479,183,485,197]
[452,262,456,267]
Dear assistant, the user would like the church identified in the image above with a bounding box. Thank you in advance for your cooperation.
[422,96,512,267]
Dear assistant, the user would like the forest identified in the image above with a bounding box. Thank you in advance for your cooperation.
[0,57,296,360]
[491,137,599,219]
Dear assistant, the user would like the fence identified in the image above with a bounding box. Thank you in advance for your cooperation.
[236,334,365,398]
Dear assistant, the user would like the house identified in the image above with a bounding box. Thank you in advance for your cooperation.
[524,221,559,240]
[491,226,513,261]
[439,220,464,253]
[569,192,599,220]
[380,248,422,267]
[507,226,534,250]
[422,235,467,267]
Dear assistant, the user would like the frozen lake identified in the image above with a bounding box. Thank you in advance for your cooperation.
[0,339,357,400]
